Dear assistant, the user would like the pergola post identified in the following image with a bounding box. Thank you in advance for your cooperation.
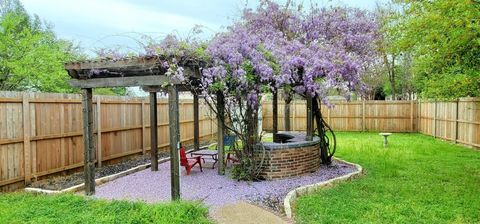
[82,88,95,195]
[168,85,181,200]
[284,100,291,131]
[216,91,225,175]
[272,90,278,136]
[149,92,158,171]
[193,93,200,151]
[306,95,313,141]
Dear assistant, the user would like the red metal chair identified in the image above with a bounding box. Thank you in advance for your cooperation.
[180,147,203,175]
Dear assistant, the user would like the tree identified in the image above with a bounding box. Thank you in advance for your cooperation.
[0,0,80,92]
[391,0,480,98]
[200,1,378,179]
[360,61,388,100]
[84,1,378,180]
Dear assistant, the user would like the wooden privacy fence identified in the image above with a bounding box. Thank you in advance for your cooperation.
[1,92,479,191]
[263,100,418,132]
[418,98,480,148]
[263,99,479,148]
[0,91,217,191]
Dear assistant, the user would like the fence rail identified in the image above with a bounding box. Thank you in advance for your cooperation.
[0,91,217,191]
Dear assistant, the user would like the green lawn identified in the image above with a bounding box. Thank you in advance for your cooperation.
[296,132,480,223]
[0,193,211,224]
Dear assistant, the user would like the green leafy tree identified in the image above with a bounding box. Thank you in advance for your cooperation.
[375,3,418,100]
[392,0,480,98]
[0,0,81,92]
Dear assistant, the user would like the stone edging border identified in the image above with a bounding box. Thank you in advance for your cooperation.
[23,145,215,194]
[24,157,170,194]
[283,157,363,219]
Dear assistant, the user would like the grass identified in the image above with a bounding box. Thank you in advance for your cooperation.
[296,132,480,223]
[0,193,211,224]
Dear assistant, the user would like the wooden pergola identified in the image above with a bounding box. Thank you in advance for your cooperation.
[65,56,314,199]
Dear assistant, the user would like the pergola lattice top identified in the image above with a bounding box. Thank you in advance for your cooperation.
[64,56,212,198]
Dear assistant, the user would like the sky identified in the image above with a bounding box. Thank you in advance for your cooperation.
[21,0,387,54]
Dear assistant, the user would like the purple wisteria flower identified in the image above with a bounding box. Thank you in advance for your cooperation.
[202,1,378,107]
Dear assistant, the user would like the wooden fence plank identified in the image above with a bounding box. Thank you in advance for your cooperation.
[22,93,31,184]
[362,100,366,131]
[433,100,437,138]
[410,101,414,131]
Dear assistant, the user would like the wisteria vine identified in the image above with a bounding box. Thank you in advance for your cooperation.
[93,1,379,179]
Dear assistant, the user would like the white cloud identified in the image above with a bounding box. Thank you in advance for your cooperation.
[22,0,218,33]
[20,0,221,51]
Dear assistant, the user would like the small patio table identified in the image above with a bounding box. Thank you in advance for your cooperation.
[191,150,218,169]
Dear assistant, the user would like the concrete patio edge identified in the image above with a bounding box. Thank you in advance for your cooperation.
[283,157,364,219]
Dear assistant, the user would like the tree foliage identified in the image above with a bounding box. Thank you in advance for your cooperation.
[391,0,480,98]
[0,0,80,92]
[198,1,378,179]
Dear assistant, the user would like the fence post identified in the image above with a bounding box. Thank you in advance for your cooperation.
[292,100,296,131]
[327,104,331,126]
[362,100,366,132]
[60,97,65,169]
[454,99,459,143]
[418,100,421,132]
[141,99,146,155]
[22,93,32,185]
[410,100,414,132]
[433,100,437,138]
[96,96,102,167]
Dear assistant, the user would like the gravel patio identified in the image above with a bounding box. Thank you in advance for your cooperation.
[95,159,356,211]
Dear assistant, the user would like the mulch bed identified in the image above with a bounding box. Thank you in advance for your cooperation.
[94,159,357,213]
[28,152,169,191]
[244,160,355,212]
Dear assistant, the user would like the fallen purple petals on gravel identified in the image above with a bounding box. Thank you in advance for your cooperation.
[95,160,356,211]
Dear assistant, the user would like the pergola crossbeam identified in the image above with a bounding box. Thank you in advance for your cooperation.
[69,75,169,88]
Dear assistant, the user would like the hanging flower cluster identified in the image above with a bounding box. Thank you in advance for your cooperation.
[202,1,378,108]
